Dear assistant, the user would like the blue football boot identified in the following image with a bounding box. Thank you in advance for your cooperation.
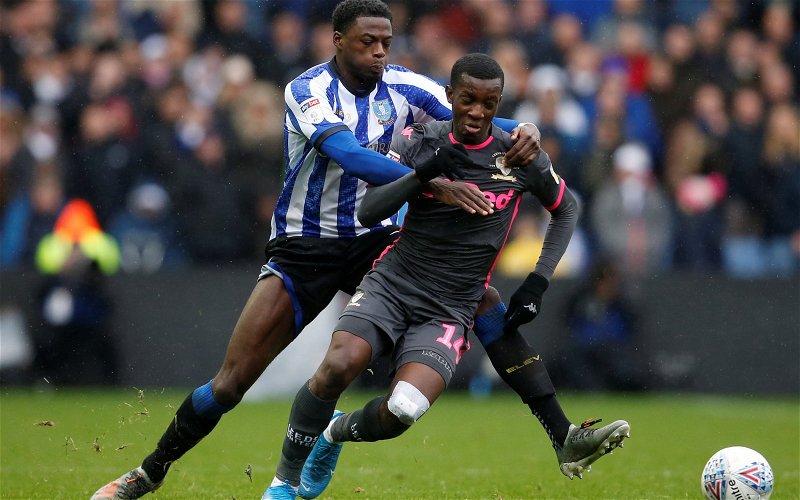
[298,410,345,499]
[262,479,297,500]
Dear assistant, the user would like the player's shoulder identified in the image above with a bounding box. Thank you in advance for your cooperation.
[386,63,414,74]
[291,62,331,83]
[286,63,337,107]
[383,65,441,87]
[529,149,554,175]
[287,63,333,94]
[391,121,448,162]
[393,124,425,153]
[421,120,452,138]
[491,124,514,149]
[524,150,559,196]
[400,121,450,143]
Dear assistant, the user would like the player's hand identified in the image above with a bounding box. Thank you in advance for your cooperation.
[505,122,541,168]
[427,178,494,216]
[504,272,549,332]
[415,144,471,183]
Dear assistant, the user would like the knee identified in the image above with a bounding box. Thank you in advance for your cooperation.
[310,332,372,399]
[211,376,246,407]
[314,356,354,394]
[386,381,430,426]
[312,349,368,399]
[476,286,502,316]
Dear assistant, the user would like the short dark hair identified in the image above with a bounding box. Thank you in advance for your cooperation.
[332,0,392,34]
[450,53,504,90]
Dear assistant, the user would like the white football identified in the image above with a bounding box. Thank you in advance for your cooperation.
[701,446,774,500]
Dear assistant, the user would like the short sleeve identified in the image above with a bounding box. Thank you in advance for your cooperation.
[285,76,348,148]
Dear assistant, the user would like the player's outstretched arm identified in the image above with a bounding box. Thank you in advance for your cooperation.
[358,171,421,227]
[357,145,470,227]
[505,151,580,331]
[530,155,580,281]
[319,130,412,185]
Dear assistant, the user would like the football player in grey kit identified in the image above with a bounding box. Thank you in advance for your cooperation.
[263,53,630,500]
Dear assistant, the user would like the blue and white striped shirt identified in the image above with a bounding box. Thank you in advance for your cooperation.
[271,60,452,240]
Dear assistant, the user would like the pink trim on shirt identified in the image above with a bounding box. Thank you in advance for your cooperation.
[544,180,566,211]
[372,229,402,268]
[484,195,523,288]
[448,132,494,150]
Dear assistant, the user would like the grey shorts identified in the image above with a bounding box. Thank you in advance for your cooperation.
[335,268,476,386]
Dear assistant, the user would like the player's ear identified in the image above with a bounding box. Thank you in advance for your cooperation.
[445,85,453,104]
[333,31,343,49]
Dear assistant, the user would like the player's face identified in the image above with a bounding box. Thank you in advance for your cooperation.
[334,16,392,91]
[446,75,503,145]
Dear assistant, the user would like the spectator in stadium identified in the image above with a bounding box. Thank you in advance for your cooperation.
[587,67,661,161]
[306,19,338,66]
[108,181,189,273]
[489,39,532,121]
[722,29,760,92]
[74,0,135,48]
[263,52,628,500]
[644,52,686,141]
[1,161,65,269]
[564,41,604,113]
[547,12,587,67]
[590,0,658,63]
[664,82,729,271]
[558,256,650,391]
[514,63,591,156]
[138,81,191,187]
[1,103,71,269]
[661,23,704,110]
[692,9,730,86]
[69,100,143,226]
[170,127,253,262]
[579,114,625,200]
[224,77,286,245]
[720,86,767,277]
[31,198,121,385]
[90,2,543,498]
[760,1,799,85]
[757,103,800,276]
[195,0,260,62]
[759,60,796,107]
[590,142,673,277]
[256,10,310,85]
[466,0,515,55]
[512,0,551,67]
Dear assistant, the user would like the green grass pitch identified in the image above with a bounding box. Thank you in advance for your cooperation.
[1,388,797,499]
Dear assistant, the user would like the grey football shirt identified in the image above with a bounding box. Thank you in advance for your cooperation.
[375,121,572,306]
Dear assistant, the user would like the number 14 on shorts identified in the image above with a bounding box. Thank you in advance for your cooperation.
[436,323,470,364]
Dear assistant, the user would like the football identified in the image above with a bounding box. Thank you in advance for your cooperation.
[701,446,774,500]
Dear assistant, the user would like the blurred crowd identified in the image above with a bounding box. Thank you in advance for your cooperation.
[1,0,798,279]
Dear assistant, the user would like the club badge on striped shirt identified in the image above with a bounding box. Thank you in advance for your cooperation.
[372,99,395,125]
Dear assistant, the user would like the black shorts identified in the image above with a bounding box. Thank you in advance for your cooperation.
[258,226,400,334]
[335,268,475,386]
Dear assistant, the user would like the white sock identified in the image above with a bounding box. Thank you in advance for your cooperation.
[323,415,341,443]
[270,477,298,490]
